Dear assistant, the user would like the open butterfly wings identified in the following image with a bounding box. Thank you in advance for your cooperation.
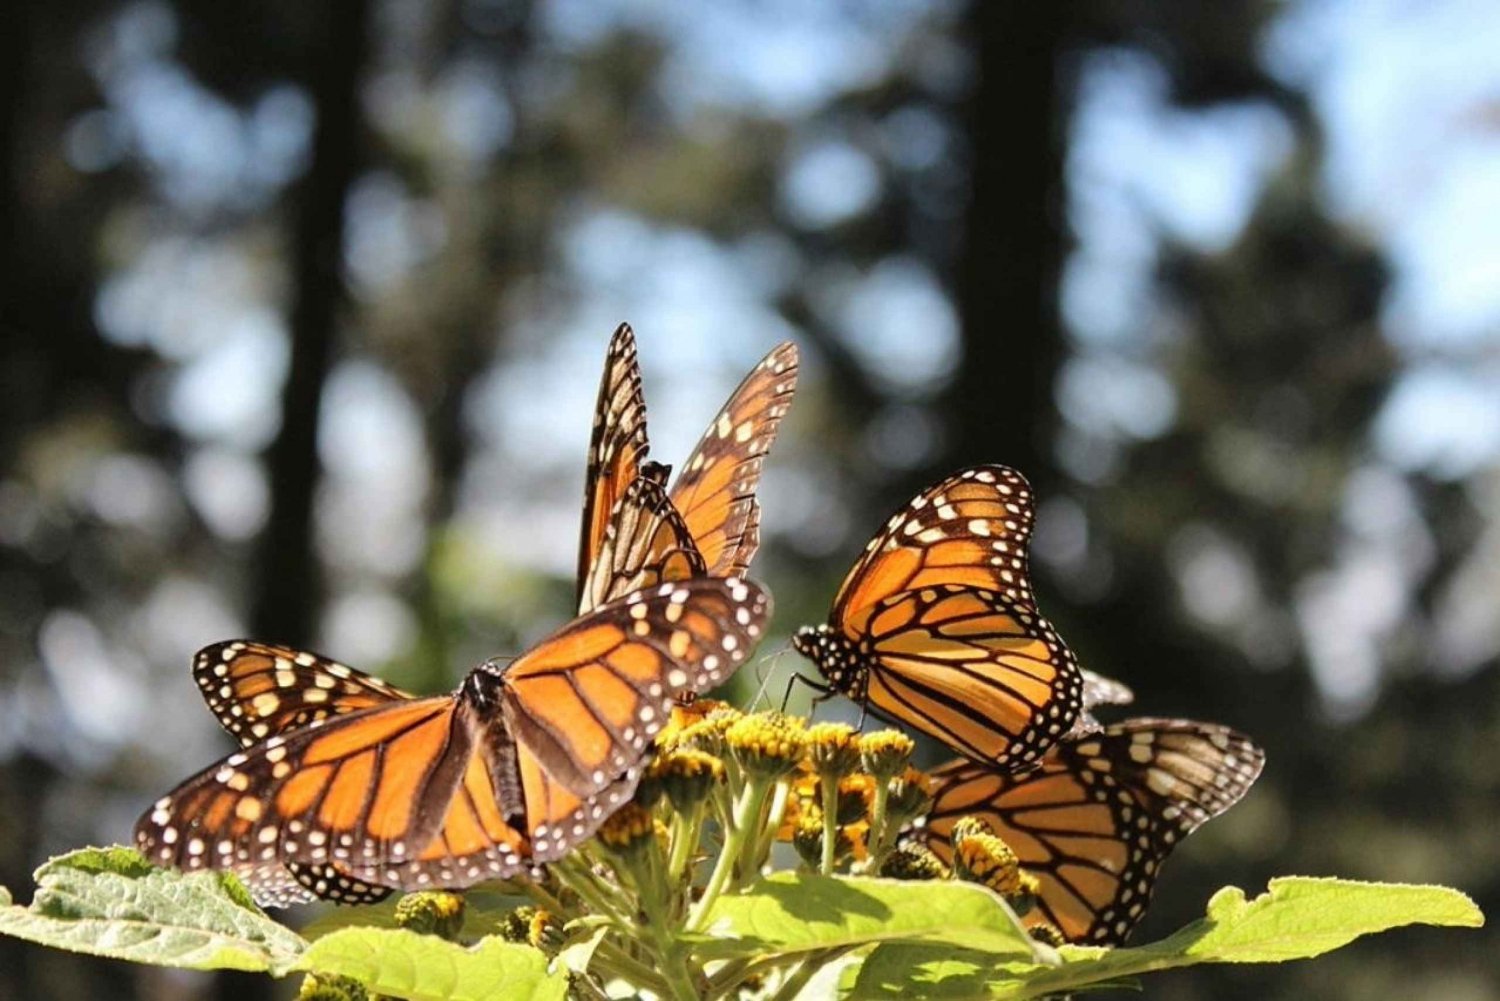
[920,719,1265,945]
[801,466,1084,770]
[138,578,771,895]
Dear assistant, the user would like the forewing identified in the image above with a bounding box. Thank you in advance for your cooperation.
[832,466,1036,622]
[670,341,798,577]
[193,640,414,747]
[503,577,772,794]
[577,323,652,599]
[135,697,472,889]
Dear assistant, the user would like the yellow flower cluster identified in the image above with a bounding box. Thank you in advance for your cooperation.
[393,890,465,939]
[858,730,915,780]
[597,802,663,854]
[495,904,562,952]
[725,711,810,778]
[879,843,952,881]
[952,820,1039,903]
[806,722,861,776]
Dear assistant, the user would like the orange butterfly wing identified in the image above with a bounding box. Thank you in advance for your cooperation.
[578,474,705,615]
[832,465,1037,619]
[136,578,772,896]
[670,341,799,577]
[190,641,416,904]
[576,323,652,600]
[852,585,1084,766]
[921,719,1264,945]
[505,577,770,794]
[192,640,413,746]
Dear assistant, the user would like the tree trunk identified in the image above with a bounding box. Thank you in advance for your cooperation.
[942,1,1070,488]
[251,0,372,646]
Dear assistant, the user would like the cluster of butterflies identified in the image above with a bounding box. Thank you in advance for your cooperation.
[135,324,1263,947]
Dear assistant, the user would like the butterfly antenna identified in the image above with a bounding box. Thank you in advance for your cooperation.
[747,647,789,710]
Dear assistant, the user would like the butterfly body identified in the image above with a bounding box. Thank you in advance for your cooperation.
[790,625,867,699]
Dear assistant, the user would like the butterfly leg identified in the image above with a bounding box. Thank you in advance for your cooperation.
[779,671,832,714]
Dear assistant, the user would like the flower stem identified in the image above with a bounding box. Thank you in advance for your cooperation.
[667,798,705,886]
[687,777,772,931]
[818,773,840,874]
[551,856,632,928]
[864,778,893,870]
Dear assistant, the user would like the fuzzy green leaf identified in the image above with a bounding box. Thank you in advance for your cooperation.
[694,872,1039,962]
[846,878,1483,999]
[295,928,567,1001]
[0,846,305,973]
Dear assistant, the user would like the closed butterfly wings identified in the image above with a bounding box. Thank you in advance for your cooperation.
[794,466,1085,770]
[921,719,1265,945]
[578,476,706,615]
[138,577,771,896]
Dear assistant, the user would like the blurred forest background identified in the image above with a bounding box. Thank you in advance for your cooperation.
[2,0,1498,998]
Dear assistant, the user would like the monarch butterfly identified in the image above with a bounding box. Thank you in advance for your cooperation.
[138,577,771,902]
[792,466,1085,770]
[186,475,708,904]
[919,718,1265,945]
[576,323,798,612]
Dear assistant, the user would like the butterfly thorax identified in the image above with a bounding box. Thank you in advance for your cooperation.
[459,666,526,824]
[792,625,870,701]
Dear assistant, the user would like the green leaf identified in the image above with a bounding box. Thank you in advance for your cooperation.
[693,872,1040,962]
[845,878,1483,1000]
[295,928,567,1001]
[1169,877,1482,962]
[843,943,1034,999]
[0,845,305,974]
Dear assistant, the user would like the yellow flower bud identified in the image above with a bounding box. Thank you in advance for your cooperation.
[878,843,952,881]
[725,711,809,779]
[859,730,915,780]
[394,891,465,939]
[806,722,861,777]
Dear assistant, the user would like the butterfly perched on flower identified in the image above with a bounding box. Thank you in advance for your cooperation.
[792,465,1086,771]
[136,577,771,904]
[576,322,798,612]
[919,718,1265,945]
